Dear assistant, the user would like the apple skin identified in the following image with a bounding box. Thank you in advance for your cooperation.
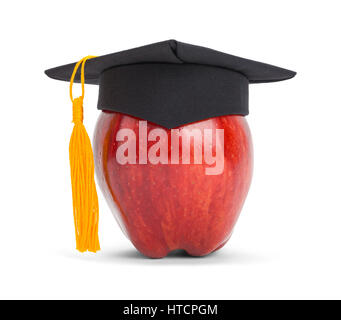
[93,112,253,258]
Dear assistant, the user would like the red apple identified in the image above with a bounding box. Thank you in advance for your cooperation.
[93,112,253,258]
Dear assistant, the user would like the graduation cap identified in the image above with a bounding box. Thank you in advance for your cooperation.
[45,39,296,129]
[45,40,296,253]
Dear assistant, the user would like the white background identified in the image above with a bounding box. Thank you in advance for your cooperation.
[0,0,340,300]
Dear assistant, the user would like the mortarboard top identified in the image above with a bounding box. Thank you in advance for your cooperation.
[45,40,296,128]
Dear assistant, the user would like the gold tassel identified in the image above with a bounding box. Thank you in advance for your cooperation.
[69,56,100,253]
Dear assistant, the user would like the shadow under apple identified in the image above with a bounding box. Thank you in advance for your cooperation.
[62,247,271,266]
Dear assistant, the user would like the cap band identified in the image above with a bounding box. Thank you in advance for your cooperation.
[97,63,249,128]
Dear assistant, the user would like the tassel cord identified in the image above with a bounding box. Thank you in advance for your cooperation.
[69,56,100,253]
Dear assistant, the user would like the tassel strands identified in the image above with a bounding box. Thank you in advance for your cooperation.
[69,56,100,253]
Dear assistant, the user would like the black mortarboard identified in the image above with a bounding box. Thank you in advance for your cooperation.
[45,39,296,129]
